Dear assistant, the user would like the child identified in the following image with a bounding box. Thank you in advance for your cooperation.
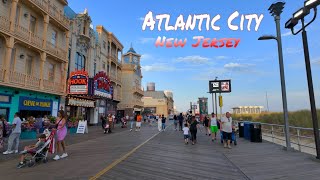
[183,123,190,145]
[17,134,47,168]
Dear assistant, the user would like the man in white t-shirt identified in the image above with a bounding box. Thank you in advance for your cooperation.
[210,113,218,142]
[182,123,190,145]
[3,112,22,155]
[221,112,233,149]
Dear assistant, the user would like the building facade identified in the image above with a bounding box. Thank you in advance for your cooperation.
[0,0,69,122]
[142,83,174,117]
[96,25,123,117]
[232,106,264,114]
[164,90,174,115]
[118,46,143,117]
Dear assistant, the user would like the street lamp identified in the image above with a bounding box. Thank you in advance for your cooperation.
[258,1,292,150]
[285,0,320,159]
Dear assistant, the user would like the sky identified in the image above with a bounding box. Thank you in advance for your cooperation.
[68,0,320,113]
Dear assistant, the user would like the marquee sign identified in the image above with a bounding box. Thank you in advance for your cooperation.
[68,70,89,94]
[93,71,113,99]
[209,79,231,93]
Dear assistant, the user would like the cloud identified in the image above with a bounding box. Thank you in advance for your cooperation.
[285,47,303,54]
[139,37,156,44]
[142,63,176,72]
[175,55,210,64]
[214,56,229,60]
[311,57,320,65]
[141,54,153,60]
[282,31,292,37]
[224,63,254,72]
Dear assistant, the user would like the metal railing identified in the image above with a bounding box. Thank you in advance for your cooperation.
[0,16,10,33]
[236,120,319,155]
[0,68,5,82]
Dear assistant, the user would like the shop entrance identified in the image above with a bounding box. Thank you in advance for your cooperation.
[20,110,51,120]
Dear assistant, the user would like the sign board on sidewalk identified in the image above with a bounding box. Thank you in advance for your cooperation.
[209,80,232,93]
[76,120,88,134]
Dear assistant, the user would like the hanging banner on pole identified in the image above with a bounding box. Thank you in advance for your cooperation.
[219,95,223,107]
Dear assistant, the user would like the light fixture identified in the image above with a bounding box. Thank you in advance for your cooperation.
[20,54,25,59]
[304,0,320,9]
[285,18,298,29]
[293,8,309,20]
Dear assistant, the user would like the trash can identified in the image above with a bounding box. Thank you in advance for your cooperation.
[238,122,244,137]
[244,122,251,140]
[250,123,262,142]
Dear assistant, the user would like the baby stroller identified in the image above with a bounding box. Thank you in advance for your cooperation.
[23,129,56,167]
[220,127,237,146]
[121,118,127,128]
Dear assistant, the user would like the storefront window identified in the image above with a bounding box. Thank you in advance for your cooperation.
[0,108,9,121]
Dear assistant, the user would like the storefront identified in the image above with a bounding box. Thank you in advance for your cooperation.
[0,86,60,123]
[65,70,95,122]
[92,71,113,124]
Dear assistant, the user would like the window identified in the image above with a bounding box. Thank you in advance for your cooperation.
[93,62,97,75]
[25,56,33,75]
[10,48,16,70]
[83,24,86,35]
[48,63,55,80]
[102,62,106,70]
[15,6,20,23]
[75,52,86,70]
[29,15,36,33]
[124,56,130,63]
[103,41,106,49]
[51,30,57,46]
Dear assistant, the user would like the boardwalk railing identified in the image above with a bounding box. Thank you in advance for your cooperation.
[235,121,319,156]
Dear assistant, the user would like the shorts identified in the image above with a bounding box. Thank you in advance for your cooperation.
[210,126,218,133]
[136,122,141,127]
[184,135,189,139]
[223,131,232,140]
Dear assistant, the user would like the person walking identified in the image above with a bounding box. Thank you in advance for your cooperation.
[0,115,8,150]
[101,115,107,134]
[178,113,184,131]
[108,114,113,133]
[189,116,199,145]
[173,115,178,131]
[161,115,166,131]
[157,114,162,132]
[53,110,68,160]
[135,113,142,131]
[204,116,210,136]
[221,112,233,149]
[3,112,21,155]
[183,123,190,145]
[210,113,218,142]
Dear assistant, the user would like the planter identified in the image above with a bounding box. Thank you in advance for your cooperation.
[20,130,37,139]
[69,127,77,134]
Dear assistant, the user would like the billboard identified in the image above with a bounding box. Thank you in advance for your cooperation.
[209,80,231,93]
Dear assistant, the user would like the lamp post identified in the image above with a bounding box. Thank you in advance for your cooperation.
[285,0,320,159]
[258,1,292,150]
[214,77,218,116]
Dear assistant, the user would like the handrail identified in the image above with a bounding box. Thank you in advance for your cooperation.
[236,120,318,156]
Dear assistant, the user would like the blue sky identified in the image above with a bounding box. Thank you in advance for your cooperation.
[68,0,320,113]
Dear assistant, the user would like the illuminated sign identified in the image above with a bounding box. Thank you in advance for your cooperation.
[19,97,53,111]
[68,98,95,107]
[93,71,113,99]
[68,70,89,94]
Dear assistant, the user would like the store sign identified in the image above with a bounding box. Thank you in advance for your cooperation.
[68,98,95,107]
[68,70,89,94]
[209,79,232,93]
[19,96,52,111]
[93,71,113,99]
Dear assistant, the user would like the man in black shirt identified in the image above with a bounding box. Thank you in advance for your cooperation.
[178,113,184,131]
[161,115,166,131]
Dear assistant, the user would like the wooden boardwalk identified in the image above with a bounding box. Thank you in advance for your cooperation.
[99,125,320,180]
[0,123,319,180]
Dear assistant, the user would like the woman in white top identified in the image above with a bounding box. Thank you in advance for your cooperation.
[157,115,162,132]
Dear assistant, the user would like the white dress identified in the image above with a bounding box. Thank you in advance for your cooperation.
[158,118,162,131]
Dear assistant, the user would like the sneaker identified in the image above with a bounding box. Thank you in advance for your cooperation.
[228,145,232,149]
[19,150,28,154]
[3,151,13,155]
[17,162,26,169]
[14,150,18,154]
[60,153,68,159]
[53,155,60,161]
[130,129,132,131]
[224,143,227,148]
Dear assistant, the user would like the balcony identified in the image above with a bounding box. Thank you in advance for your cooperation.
[134,99,144,107]
[46,41,67,61]
[13,24,43,49]
[0,68,4,82]
[0,71,64,95]
[0,16,10,33]
[132,86,144,96]
[43,79,64,94]
[28,0,70,29]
